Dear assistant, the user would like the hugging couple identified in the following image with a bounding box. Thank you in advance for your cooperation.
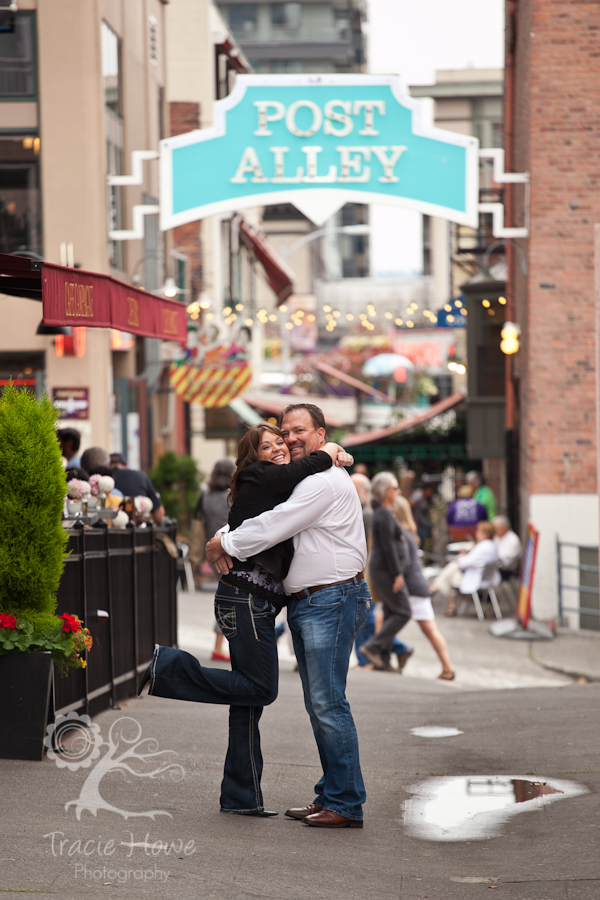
[139,403,371,828]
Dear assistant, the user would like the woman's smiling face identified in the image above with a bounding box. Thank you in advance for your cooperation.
[257,430,290,465]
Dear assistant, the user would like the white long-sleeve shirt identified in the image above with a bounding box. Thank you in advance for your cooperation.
[220,466,367,594]
[495,529,522,571]
[457,538,499,593]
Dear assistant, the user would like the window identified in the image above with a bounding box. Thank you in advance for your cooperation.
[101,22,121,116]
[271,3,302,28]
[0,136,41,256]
[228,4,258,34]
[0,13,35,97]
[106,140,123,270]
[149,15,158,66]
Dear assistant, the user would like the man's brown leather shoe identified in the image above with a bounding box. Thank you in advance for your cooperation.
[285,803,323,820]
[303,809,363,828]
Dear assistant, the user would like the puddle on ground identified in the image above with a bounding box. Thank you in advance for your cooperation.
[410,726,463,738]
[403,776,588,842]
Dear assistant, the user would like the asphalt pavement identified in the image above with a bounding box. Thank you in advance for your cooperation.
[1,588,599,899]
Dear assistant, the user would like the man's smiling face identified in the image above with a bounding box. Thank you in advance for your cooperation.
[280,409,326,460]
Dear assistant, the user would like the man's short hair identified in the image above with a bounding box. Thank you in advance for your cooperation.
[466,470,482,487]
[81,446,111,473]
[110,453,127,467]
[279,403,326,433]
[57,427,81,453]
[493,515,510,530]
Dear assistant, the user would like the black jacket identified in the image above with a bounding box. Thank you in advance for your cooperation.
[228,450,332,582]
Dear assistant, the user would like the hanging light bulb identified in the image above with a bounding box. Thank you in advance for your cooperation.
[162,276,178,298]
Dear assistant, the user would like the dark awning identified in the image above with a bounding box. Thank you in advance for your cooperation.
[238,221,295,305]
[342,391,466,447]
[0,252,187,342]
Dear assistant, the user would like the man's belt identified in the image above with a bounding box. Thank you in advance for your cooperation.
[289,572,365,602]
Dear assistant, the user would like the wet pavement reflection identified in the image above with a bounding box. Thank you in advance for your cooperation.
[403,776,588,842]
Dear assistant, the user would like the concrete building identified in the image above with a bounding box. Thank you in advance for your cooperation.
[505,0,600,628]
[0,0,167,469]
[409,69,504,309]
[217,0,369,296]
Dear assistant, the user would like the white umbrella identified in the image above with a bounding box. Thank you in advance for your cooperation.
[362,353,415,378]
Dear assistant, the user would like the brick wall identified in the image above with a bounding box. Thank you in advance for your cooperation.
[511,0,600,498]
[169,102,203,300]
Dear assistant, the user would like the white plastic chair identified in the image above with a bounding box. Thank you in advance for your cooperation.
[458,562,502,621]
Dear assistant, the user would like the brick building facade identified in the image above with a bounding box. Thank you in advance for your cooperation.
[507,0,600,623]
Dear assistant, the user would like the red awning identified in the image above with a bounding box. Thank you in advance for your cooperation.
[342,391,466,447]
[238,221,295,305]
[0,253,187,343]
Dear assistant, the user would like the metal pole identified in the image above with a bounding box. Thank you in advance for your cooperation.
[103,521,118,709]
[557,536,564,627]
[129,522,140,691]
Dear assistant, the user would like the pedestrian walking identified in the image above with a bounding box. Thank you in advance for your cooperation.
[393,495,455,680]
[207,403,370,829]
[360,471,412,673]
[140,421,351,818]
[193,458,236,661]
[350,473,411,670]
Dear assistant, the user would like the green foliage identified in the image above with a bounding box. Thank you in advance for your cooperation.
[149,452,202,531]
[0,385,68,618]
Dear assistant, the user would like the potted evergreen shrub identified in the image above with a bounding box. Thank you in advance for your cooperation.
[0,385,92,760]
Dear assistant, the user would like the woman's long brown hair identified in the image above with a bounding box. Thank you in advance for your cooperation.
[229,423,285,504]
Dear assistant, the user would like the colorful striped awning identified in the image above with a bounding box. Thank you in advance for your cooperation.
[170,361,251,408]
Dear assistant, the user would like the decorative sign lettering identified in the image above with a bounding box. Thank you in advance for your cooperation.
[127,296,140,328]
[160,74,478,229]
[64,282,94,318]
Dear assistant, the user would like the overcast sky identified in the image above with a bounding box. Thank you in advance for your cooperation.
[367,0,505,278]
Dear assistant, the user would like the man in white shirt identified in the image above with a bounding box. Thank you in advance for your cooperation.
[493,515,522,575]
[207,403,370,828]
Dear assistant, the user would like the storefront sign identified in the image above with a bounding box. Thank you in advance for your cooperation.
[160,74,478,228]
[516,523,540,629]
[42,264,187,342]
[392,329,457,370]
[52,387,89,420]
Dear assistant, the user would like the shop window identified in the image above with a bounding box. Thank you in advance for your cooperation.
[0,12,36,97]
[0,351,44,398]
[271,3,302,28]
[106,139,123,271]
[0,136,41,256]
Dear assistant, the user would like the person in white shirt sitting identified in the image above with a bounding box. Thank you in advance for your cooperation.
[432,520,499,616]
[493,515,522,579]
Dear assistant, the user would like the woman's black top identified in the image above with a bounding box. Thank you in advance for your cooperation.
[224,450,332,602]
[402,529,430,597]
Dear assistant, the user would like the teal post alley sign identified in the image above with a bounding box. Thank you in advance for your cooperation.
[159,74,479,230]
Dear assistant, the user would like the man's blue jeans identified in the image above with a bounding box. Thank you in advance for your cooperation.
[287,577,371,821]
[148,581,278,813]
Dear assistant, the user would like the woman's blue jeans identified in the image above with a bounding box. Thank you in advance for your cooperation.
[287,577,371,821]
[148,581,278,813]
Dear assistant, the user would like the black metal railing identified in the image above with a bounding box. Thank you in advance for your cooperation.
[53,522,178,717]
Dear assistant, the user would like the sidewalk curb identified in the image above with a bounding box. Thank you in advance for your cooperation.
[530,654,599,684]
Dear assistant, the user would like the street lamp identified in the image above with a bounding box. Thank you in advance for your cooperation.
[282,223,371,261]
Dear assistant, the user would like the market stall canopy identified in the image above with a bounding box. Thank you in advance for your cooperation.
[362,353,415,378]
[238,221,295,304]
[342,390,466,447]
[0,252,187,342]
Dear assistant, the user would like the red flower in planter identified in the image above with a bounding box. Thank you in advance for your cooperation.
[60,613,81,634]
[0,613,16,629]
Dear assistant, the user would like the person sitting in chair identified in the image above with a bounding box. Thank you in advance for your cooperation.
[493,515,522,579]
[432,520,499,616]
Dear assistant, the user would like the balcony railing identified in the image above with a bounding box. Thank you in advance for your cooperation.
[231,25,351,44]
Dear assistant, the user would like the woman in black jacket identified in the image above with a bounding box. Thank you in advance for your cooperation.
[360,471,412,671]
[140,423,351,818]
